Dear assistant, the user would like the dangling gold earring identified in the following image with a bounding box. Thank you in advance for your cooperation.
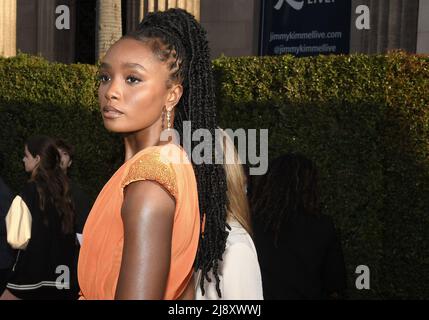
[161,109,166,131]
[167,109,171,131]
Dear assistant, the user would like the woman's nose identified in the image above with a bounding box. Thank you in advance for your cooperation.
[105,79,121,101]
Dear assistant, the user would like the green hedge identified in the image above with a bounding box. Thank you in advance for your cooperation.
[213,52,429,299]
[0,52,428,299]
[0,54,122,201]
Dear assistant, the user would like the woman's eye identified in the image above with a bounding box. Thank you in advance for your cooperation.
[98,74,110,82]
[126,76,141,84]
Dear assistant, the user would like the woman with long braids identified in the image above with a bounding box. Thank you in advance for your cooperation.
[251,153,347,299]
[1,136,78,300]
[77,9,228,299]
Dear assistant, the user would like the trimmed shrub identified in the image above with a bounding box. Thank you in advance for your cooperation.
[0,52,428,299]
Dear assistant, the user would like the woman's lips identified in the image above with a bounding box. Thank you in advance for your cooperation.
[102,106,124,119]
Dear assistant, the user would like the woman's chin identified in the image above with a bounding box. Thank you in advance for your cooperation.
[103,121,124,133]
[103,123,139,135]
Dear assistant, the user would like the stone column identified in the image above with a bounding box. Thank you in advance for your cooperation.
[148,0,156,12]
[0,0,17,57]
[167,0,176,9]
[96,0,123,60]
[186,0,194,15]
[193,0,200,21]
[158,0,166,11]
[177,0,186,9]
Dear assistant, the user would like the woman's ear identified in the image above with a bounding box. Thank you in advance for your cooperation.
[166,84,183,112]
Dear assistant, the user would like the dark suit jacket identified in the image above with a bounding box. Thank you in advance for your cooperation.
[69,180,91,234]
[253,213,347,299]
[0,177,15,270]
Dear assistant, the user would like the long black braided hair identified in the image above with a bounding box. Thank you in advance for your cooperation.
[125,9,228,297]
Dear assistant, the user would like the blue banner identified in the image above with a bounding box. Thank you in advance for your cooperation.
[260,0,352,56]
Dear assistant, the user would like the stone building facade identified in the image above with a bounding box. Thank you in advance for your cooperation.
[0,0,427,63]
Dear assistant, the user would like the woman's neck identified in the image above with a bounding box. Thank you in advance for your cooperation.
[123,130,167,162]
[122,116,176,161]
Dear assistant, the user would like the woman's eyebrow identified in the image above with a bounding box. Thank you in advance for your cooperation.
[121,62,146,71]
[98,62,146,72]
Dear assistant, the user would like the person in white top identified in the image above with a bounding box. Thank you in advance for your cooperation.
[195,129,264,300]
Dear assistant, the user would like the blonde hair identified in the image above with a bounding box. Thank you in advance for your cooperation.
[219,129,253,236]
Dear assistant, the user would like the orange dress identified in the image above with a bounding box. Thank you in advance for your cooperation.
[77,143,200,300]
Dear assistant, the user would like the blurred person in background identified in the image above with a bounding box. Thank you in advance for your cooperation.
[0,136,79,300]
[251,153,347,299]
[0,151,15,296]
[56,139,91,245]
